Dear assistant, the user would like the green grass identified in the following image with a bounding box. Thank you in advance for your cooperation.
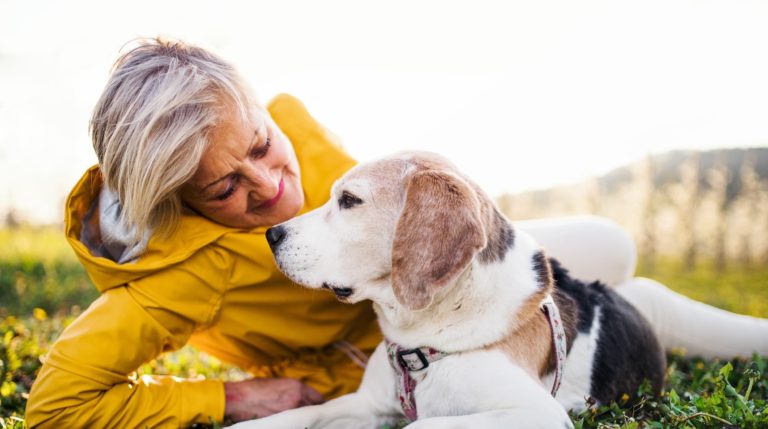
[0,227,97,318]
[637,257,768,318]
[0,313,245,428]
[569,353,767,428]
[1,227,767,427]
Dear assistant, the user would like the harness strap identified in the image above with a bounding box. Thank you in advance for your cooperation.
[540,294,568,396]
[333,340,369,369]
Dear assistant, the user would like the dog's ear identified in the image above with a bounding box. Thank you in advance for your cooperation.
[392,169,486,311]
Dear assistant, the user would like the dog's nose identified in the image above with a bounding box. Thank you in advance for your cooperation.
[266,226,287,249]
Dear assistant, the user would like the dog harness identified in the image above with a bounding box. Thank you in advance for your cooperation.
[539,293,568,396]
[385,293,567,421]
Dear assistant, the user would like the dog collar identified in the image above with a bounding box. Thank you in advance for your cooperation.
[385,293,567,421]
[540,293,567,396]
[385,341,448,421]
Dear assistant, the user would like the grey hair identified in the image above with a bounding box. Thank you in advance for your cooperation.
[90,37,253,243]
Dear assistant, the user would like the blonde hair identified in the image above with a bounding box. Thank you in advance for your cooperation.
[90,37,252,243]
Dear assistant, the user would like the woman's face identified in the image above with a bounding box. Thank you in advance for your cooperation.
[180,102,304,229]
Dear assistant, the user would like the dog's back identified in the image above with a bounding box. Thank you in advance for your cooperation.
[549,258,666,407]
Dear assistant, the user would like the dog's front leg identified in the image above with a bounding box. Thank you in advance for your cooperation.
[226,343,402,429]
[403,407,573,429]
[225,392,387,429]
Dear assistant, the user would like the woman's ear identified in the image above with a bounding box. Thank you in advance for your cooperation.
[391,169,486,311]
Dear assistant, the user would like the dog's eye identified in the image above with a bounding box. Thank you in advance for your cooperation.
[339,191,364,209]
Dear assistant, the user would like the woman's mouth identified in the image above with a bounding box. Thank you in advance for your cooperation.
[258,178,285,209]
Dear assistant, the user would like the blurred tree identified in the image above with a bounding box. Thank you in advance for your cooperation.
[637,155,658,271]
[4,207,20,229]
[762,178,768,265]
[707,154,730,273]
[734,154,760,267]
[582,176,601,214]
[666,153,700,270]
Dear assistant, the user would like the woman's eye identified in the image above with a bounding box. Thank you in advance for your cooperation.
[338,191,363,209]
[214,186,235,201]
[214,176,239,201]
[250,137,271,159]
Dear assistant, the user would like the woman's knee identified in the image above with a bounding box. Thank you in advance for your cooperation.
[517,215,637,287]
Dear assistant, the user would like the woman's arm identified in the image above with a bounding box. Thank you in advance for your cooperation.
[26,240,325,428]
[25,287,223,428]
[516,215,637,287]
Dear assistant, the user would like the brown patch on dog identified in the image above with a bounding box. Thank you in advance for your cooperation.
[488,260,579,381]
[488,288,553,379]
[391,168,487,310]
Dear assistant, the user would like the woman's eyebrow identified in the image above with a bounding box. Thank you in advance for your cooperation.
[201,129,260,191]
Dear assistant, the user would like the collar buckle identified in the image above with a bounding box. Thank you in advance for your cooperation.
[397,348,430,371]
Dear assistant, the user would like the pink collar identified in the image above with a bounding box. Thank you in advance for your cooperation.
[385,293,567,421]
[385,341,448,421]
[539,293,568,396]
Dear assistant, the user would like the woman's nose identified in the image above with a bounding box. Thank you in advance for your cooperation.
[243,164,280,199]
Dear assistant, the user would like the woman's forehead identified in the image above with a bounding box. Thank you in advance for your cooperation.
[210,102,264,142]
[190,106,266,188]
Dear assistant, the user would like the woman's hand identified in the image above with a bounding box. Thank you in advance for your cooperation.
[223,378,325,423]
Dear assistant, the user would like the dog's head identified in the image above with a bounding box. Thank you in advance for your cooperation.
[267,151,491,311]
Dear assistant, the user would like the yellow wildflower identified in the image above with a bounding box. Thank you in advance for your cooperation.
[33,308,47,321]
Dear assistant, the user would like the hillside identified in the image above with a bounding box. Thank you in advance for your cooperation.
[496,147,768,265]
[599,147,768,200]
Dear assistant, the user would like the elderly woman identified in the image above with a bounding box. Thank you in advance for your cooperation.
[25,39,768,428]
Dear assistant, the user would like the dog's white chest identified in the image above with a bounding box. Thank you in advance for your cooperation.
[408,350,562,419]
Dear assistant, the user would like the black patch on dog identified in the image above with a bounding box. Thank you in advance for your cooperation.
[589,294,666,403]
[550,259,596,334]
[549,258,666,404]
[532,251,553,289]
[478,208,515,264]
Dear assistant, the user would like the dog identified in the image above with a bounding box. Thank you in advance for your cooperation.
[228,151,665,429]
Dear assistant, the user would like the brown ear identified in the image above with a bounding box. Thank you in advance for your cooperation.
[392,169,486,310]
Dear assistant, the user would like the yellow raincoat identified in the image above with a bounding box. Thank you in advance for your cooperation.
[25,95,382,428]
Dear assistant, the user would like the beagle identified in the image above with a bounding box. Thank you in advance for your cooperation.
[229,151,665,429]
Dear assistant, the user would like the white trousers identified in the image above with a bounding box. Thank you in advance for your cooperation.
[518,215,768,359]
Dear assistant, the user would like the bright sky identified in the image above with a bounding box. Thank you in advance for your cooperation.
[2,0,768,223]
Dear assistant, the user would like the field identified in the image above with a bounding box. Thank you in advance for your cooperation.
[1,226,767,428]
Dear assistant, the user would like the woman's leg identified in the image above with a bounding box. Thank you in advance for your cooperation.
[516,215,636,287]
[616,278,768,359]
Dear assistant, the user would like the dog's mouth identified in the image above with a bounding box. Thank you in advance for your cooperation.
[322,282,354,299]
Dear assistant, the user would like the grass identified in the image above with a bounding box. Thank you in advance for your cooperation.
[569,353,767,428]
[1,226,767,427]
[0,227,97,318]
[637,258,768,318]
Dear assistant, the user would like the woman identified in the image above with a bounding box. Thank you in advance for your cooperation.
[24,38,768,428]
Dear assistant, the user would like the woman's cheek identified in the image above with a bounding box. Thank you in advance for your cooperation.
[275,133,293,162]
[235,192,249,214]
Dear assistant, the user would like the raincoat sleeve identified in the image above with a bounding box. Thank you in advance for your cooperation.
[25,246,230,429]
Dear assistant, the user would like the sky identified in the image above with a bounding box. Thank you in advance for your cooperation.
[1,0,768,223]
